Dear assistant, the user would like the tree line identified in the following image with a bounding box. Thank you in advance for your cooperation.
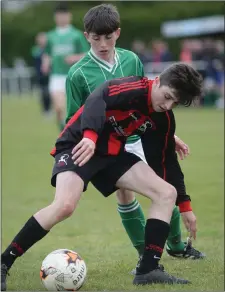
[2,1,223,66]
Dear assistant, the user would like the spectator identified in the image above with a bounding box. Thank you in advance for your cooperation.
[31,32,51,117]
[189,39,203,61]
[151,39,173,63]
[131,39,151,65]
[180,40,192,62]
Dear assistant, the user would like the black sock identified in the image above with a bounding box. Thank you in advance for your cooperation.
[137,218,170,274]
[1,216,49,269]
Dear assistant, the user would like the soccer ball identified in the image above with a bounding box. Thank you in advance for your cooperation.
[40,249,87,291]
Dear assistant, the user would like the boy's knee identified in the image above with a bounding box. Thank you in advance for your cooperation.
[56,201,75,220]
[161,186,177,205]
[116,189,135,205]
[152,184,177,206]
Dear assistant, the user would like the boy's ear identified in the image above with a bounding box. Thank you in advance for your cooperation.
[155,77,160,86]
[84,32,89,42]
[115,28,121,40]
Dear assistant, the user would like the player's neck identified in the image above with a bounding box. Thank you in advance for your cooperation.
[91,48,116,66]
[105,51,115,65]
[56,25,71,33]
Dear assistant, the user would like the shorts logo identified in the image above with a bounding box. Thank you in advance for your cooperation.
[58,154,69,166]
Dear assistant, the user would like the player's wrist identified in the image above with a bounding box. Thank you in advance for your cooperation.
[178,200,192,213]
[83,130,98,143]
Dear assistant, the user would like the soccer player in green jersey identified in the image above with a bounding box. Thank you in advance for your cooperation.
[66,4,146,261]
[41,3,89,131]
[66,3,204,268]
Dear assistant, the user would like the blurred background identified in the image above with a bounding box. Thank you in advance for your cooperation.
[2,0,224,108]
[2,2,224,290]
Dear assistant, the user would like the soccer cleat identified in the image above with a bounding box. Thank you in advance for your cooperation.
[1,264,9,291]
[133,265,191,285]
[166,238,206,259]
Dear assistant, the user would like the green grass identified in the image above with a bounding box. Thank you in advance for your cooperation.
[2,97,224,291]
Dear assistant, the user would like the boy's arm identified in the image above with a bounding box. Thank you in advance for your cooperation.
[80,82,109,139]
[65,32,90,65]
[81,76,148,140]
[166,149,197,240]
[70,76,145,169]
[165,136,192,212]
[70,81,109,167]
[67,76,147,144]
[41,34,51,74]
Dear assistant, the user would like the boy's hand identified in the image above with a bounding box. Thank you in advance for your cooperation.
[175,135,190,160]
[71,138,95,166]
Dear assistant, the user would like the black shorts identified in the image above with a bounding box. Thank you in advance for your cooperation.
[51,149,141,197]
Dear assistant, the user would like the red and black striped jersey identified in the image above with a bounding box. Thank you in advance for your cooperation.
[51,76,155,157]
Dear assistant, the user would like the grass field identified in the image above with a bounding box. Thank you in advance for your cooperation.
[2,96,224,291]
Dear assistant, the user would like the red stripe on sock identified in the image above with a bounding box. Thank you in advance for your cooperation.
[146,244,163,253]
[12,242,24,254]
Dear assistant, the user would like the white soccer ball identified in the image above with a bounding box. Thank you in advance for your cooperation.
[40,249,87,291]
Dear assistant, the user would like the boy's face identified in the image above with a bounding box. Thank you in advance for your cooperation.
[84,29,121,60]
[54,11,71,27]
[151,78,179,112]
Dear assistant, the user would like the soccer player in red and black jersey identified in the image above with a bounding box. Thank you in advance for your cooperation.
[1,63,203,289]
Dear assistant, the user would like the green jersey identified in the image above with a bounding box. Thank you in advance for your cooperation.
[66,48,144,143]
[45,25,89,76]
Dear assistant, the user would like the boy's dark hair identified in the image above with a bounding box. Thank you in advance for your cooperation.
[159,63,203,106]
[83,4,120,35]
[54,2,70,13]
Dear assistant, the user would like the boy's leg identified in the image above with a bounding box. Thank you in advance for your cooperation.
[42,84,51,113]
[120,139,185,259]
[167,206,184,251]
[51,91,66,131]
[49,76,66,131]
[116,139,147,256]
[116,189,145,256]
[1,150,123,291]
[1,171,84,291]
[92,153,190,284]
[115,161,190,284]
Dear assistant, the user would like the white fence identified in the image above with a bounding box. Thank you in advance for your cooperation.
[2,67,37,96]
[2,61,209,97]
